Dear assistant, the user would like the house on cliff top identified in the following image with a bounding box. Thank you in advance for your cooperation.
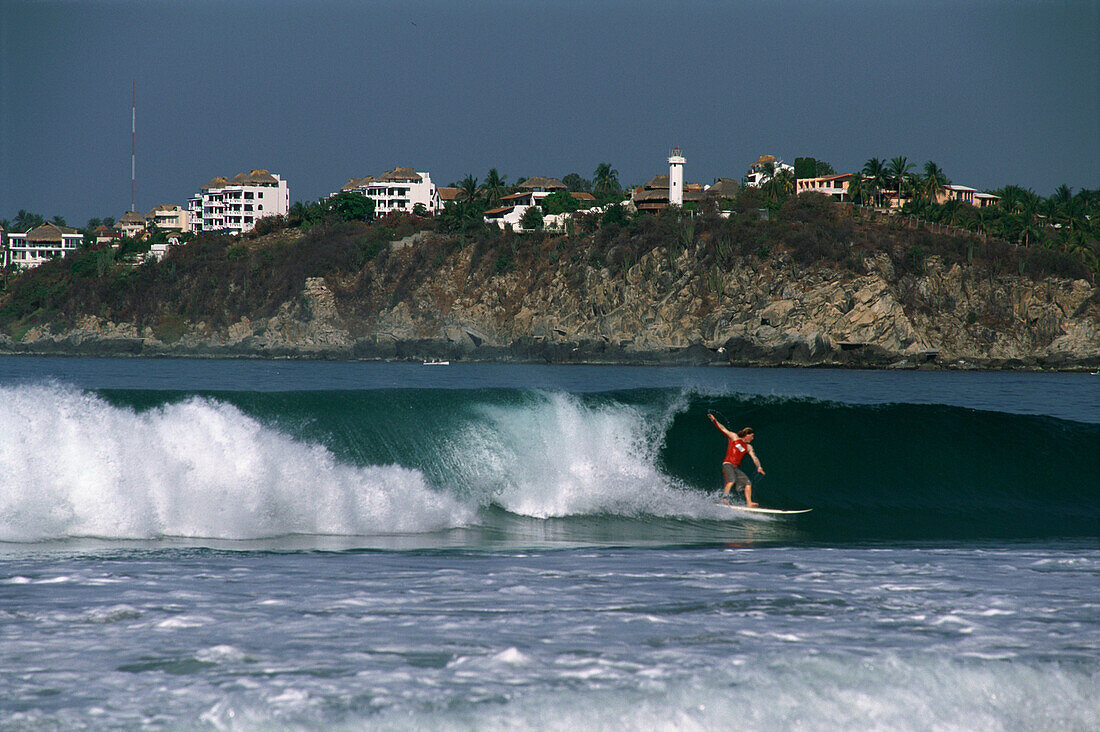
[335,166,440,215]
[6,223,83,269]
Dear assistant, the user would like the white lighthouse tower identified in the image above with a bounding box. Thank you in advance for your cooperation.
[668,147,685,207]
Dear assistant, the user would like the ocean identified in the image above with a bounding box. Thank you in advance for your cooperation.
[1,357,1097,730]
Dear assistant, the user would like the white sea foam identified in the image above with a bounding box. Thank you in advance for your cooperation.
[0,384,473,542]
[449,391,720,519]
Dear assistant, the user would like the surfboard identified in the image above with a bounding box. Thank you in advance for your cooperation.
[717,503,812,516]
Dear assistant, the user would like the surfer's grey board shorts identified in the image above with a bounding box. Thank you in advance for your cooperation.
[722,463,750,491]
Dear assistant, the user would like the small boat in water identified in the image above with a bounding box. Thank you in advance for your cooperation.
[423,359,450,366]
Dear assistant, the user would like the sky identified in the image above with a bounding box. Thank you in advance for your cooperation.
[1,0,1098,225]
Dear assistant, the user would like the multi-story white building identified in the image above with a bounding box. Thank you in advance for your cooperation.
[335,167,439,215]
[145,204,190,233]
[188,169,289,234]
[6,223,83,269]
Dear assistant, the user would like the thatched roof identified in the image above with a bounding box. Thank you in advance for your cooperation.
[752,154,776,167]
[706,178,739,197]
[119,210,146,224]
[378,166,422,183]
[341,176,375,191]
[437,187,462,201]
[228,169,279,186]
[201,176,228,190]
[633,188,671,203]
[518,176,566,191]
[643,174,670,190]
[93,225,119,235]
[24,223,80,242]
[144,204,181,217]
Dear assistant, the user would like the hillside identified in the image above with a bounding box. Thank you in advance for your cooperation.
[1,194,1098,369]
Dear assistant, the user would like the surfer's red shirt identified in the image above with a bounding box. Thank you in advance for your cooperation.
[724,438,749,466]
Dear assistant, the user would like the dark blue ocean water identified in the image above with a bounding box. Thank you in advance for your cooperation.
[0,357,1097,729]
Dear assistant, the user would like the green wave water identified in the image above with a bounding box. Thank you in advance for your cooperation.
[96,387,1099,541]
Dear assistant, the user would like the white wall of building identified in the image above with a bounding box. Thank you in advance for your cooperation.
[189,171,289,234]
[337,170,438,215]
[668,150,685,207]
[6,230,83,269]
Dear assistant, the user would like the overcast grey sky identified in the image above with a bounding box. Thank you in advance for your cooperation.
[2,0,1097,225]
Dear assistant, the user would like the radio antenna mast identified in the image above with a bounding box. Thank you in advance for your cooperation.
[131,81,136,212]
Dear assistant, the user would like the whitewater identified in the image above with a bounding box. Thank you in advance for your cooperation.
[1,358,1097,730]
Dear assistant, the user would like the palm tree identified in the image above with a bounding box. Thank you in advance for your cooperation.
[13,209,44,233]
[459,174,480,204]
[1017,200,1040,247]
[887,156,914,205]
[920,161,948,205]
[481,168,507,209]
[593,163,621,198]
[862,158,889,207]
[846,172,869,206]
[759,162,779,201]
[775,168,796,199]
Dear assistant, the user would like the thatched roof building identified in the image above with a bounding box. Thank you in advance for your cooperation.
[518,176,567,192]
[24,222,80,242]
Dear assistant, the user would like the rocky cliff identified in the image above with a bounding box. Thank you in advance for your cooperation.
[4,235,1097,369]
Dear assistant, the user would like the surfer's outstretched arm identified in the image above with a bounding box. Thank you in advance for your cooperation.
[708,413,737,440]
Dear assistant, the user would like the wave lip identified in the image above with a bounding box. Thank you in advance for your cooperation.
[0,384,472,542]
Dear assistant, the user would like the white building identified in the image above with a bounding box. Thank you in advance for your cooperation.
[668,148,685,206]
[335,167,439,215]
[483,177,569,227]
[6,223,83,269]
[743,154,794,188]
[145,204,190,233]
[188,169,289,234]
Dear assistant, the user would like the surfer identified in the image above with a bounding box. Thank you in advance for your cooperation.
[708,413,765,507]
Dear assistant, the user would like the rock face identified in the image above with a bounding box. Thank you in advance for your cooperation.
[2,246,1098,369]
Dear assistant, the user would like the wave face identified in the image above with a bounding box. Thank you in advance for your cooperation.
[2,384,1097,542]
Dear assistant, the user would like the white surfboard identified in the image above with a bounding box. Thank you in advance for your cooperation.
[717,503,812,516]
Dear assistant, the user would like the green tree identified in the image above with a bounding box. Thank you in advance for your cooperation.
[519,205,544,231]
[51,215,67,227]
[459,174,480,204]
[862,157,889,207]
[12,210,45,232]
[919,161,948,205]
[794,157,835,179]
[562,173,591,193]
[593,163,621,199]
[481,168,507,208]
[288,201,324,227]
[760,163,795,202]
[541,190,582,215]
[326,192,375,222]
[887,156,914,203]
[847,174,869,206]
